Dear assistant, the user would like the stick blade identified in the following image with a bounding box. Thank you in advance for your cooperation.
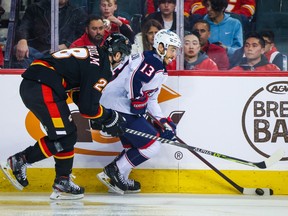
[243,188,273,196]
[263,148,285,168]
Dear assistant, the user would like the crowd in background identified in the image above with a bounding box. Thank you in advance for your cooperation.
[0,0,287,71]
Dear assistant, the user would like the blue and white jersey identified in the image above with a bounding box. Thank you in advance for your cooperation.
[100,50,167,119]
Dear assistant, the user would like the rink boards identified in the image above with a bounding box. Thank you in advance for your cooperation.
[0,70,287,194]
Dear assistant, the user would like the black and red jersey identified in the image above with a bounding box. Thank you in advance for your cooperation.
[22,46,112,118]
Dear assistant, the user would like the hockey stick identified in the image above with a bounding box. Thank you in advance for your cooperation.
[127,119,284,169]
[143,113,278,195]
[126,113,275,196]
[125,127,273,196]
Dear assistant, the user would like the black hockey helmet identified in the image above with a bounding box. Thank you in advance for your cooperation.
[104,33,132,56]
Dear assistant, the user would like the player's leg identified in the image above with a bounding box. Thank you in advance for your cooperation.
[98,114,161,194]
[106,148,141,193]
[2,80,84,199]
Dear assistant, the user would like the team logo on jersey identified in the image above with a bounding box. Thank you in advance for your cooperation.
[242,81,288,160]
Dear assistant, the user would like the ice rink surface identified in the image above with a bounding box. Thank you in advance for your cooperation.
[0,193,287,216]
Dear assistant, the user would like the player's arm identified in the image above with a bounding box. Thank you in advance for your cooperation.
[190,0,206,15]
[147,87,177,140]
[88,105,126,137]
[67,87,80,105]
[233,0,256,17]
[146,90,162,119]
[129,59,157,115]
[80,90,127,137]
[78,58,126,137]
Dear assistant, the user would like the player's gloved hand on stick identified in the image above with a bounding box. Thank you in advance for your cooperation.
[130,92,148,114]
[102,110,127,137]
[158,117,177,140]
[90,118,102,130]
[90,110,127,137]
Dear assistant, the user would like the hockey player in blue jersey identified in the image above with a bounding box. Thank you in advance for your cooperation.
[97,29,182,194]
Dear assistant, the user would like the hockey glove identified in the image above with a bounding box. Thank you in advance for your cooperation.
[130,93,148,115]
[158,117,177,140]
[90,119,102,130]
[101,110,127,137]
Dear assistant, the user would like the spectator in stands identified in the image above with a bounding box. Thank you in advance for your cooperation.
[131,19,163,55]
[230,32,280,71]
[190,0,255,33]
[146,0,193,17]
[260,30,287,71]
[191,0,255,19]
[192,19,229,70]
[142,0,190,32]
[14,0,87,68]
[228,46,244,69]
[99,0,134,43]
[198,0,243,57]
[70,15,109,48]
[184,31,218,70]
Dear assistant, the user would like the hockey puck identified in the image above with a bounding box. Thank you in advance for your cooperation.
[255,188,264,196]
[269,189,274,195]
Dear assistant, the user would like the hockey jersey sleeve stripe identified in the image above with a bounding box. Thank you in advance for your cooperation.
[129,69,137,99]
[31,60,56,70]
[191,2,205,14]
[242,4,255,16]
[81,104,104,119]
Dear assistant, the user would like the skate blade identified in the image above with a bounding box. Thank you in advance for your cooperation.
[96,172,124,195]
[0,162,24,191]
[108,188,141,194]
[50,191,84,200]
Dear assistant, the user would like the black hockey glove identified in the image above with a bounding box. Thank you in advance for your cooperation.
[90,109,127,137]
[101,110,127,137]
[90,119,102,130]
[158,117,177,140]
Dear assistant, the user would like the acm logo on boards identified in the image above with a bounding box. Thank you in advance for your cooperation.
[242,81,288,160]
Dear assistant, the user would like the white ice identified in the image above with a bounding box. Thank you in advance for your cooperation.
[0,193,287,216]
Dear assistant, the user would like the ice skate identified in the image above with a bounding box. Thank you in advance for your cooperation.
[126,179,141,193]
[0,153,28,190]
[97,162,128,195]
[50,175,85,200]
[108,178,141,194]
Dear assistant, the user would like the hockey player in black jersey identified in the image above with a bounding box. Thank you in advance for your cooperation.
[0,33,132,200]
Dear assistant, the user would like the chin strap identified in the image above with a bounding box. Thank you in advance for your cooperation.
[156,48,167,61]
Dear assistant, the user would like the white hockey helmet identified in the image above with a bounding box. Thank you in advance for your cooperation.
[153,29,181,57]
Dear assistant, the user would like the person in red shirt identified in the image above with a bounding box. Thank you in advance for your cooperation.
[190,0,255,19]
[230,32,280,71]
[192,19,229,70]
[70,15,109,48]
[99,0,134,42]
[184,31,218,70]
[260,30,286,71]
